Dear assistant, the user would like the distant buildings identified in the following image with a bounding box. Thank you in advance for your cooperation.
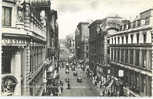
[65,34,75,54]
[1,0,59,96]
[109,9,153,96]
[75,22,89,63]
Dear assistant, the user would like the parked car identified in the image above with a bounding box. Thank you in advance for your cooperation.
[77,76,82,83]
[73,71,77,76]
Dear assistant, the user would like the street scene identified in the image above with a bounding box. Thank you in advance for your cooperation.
[1,0,153,97]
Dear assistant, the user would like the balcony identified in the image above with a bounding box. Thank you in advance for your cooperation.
[29,13,46,41]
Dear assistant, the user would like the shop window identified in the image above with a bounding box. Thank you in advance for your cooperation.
[2,7,12,27]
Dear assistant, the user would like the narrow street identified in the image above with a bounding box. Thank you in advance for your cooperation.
[59,68,100,96]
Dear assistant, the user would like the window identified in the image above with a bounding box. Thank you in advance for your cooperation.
[121,49,124,63]
[137,20,141,27]
[117,49,120,62]
[122,36,124,44]
[131,35,133,44]
[143,33,146,43]
[128,22,131,29]
[135,50,140,66]
[125,49,128,63]
[86,46,88,50]
[130,50,133,64]
[118,37,120,44]
[145,17,150,25]
[137,33,139,43]
[115,37,116,44]
[2,7,12,26]
[2,49,12,74]
[126,35,128,44]
[107,40,110,44]
[142,50,147,68]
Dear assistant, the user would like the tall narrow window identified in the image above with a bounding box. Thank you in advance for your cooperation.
[118,37,120,44]
[137,33,139,43]
[143,33,146,43]
[126,35,128,44]
[122,36,124,44]
[142,50,147,68]
[2,7,12,26]
[135,49,140,66]
[130,50,133,64]
[131,34,133,44]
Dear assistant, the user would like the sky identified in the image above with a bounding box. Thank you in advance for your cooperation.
[51,0,153,39]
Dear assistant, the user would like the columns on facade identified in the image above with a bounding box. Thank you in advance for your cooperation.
[146,31,152,43]
[139,48,142,67]
[10,49,22,95]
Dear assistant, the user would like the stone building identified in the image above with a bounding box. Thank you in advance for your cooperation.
[65,34,75,54]
[88,17,122,78]
[1,0,58,96]
[75,22,89,63]
[109,9,153,96]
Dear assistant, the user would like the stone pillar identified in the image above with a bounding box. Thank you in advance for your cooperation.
[22,45,31,96]
[139,48,142,67]
[14,51,22,96]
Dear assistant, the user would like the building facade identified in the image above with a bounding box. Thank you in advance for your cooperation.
[75,22,89,62]
[45,10,60,95]
[88,17,122,78]
[1,0,58,96]
[109,9,153,96]
[65,34,75,54]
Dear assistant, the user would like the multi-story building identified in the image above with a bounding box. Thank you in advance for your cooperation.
[65,34,75,54]
[75,22,89,62]
[109,9,153,96]
[1,0,57,96]
[45,10,60,95]
[88,17,122,78]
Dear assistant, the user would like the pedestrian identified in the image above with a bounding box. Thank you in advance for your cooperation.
[58,86,62,96]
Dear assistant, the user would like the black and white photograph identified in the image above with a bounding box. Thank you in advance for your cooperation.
[1,0,153,97]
